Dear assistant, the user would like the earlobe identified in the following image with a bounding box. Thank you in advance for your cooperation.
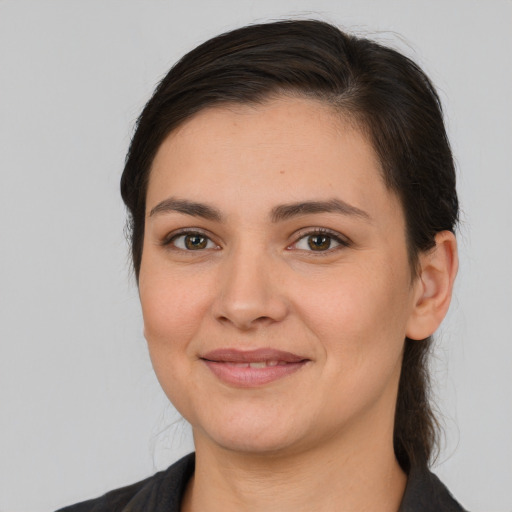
[406,231,458,340]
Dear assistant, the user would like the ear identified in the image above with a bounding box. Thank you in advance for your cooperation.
[406,231,458,340]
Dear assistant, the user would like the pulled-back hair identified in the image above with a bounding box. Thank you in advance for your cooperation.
[121,19,458,472]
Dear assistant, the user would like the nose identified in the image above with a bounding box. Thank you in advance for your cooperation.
[211,245,289,331]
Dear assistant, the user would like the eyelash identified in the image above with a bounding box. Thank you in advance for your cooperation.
[162,228,350,253]
[289,228,350,253]
[162,229,219,251]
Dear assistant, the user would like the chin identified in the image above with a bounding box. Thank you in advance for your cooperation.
[205,432,299,456]
[192,413,309,456]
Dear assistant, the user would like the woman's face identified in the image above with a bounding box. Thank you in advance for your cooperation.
[139,97,422,456]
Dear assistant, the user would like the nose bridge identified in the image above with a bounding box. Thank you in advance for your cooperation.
[213,237,287,329]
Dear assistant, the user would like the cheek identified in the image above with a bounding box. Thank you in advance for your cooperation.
[138,266,212,418]
[139,260,213,358]
[295,259,413,365]
[303,264,410,327]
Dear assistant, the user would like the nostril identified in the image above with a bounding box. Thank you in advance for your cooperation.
[211,271,289,328]
[215,312,276,330]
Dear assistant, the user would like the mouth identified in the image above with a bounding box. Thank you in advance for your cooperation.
[200,348,310,387]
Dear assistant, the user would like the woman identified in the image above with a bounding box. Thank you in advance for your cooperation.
[58,19,465,511]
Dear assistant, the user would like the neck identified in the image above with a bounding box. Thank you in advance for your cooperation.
[181,418,407,512]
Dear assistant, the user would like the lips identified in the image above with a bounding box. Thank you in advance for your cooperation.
[200,348,309,387]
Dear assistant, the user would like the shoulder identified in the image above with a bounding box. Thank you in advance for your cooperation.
[55,477,155,512]
[55,453,195,512]
[400,466,468,512]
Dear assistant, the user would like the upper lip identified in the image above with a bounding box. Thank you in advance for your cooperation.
[201,348,308,363]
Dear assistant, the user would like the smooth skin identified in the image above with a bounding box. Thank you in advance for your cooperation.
[139,97,458,512]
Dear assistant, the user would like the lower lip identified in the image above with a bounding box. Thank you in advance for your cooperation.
[202,360,308,387]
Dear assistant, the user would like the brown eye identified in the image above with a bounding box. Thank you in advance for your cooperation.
[169,232,217,251]
[185,234,208,250]
[292,230,347,253]
[307,234,332,251]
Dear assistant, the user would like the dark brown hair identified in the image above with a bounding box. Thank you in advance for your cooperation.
[121,19,458,472]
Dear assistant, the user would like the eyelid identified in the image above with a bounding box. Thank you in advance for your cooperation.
[288,227,351,251]
[161,228,220,249]
[159,226,350,252]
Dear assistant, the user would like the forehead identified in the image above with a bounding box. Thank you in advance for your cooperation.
[147,97,399,223]
[158,97,369,161]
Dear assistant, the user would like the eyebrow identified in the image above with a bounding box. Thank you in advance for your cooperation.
[148,197,370,223]
[271,199,371,223]
[149,198,223,221]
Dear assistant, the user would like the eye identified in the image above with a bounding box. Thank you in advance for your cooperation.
[292,230,349,252]
[167,232,218,251]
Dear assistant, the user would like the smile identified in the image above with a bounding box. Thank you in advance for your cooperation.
[225,360,286,368]
[200,348,309,387]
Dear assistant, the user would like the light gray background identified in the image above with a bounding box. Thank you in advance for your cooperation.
[1,1,511,511]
